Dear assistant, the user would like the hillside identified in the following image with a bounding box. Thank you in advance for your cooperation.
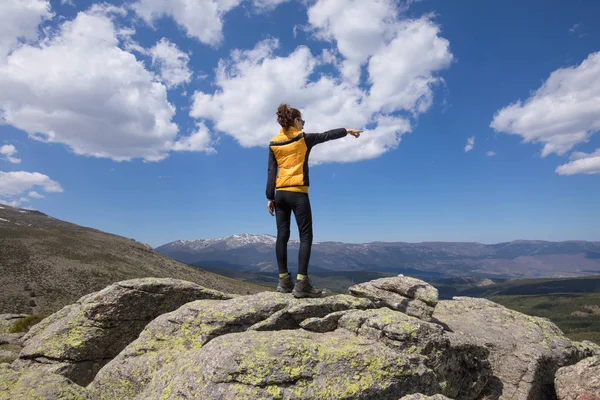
[0,205,268,314]
[157,234,600,279]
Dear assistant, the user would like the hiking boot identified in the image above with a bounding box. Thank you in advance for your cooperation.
[276,274,295,293]
[292,276,323,298]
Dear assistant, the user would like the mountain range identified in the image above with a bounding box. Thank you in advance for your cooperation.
[156,234,600,280]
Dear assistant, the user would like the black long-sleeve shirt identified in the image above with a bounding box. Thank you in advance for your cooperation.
[266,128,347,200]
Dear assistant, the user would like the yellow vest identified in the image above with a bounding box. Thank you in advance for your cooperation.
[269,127,309,194]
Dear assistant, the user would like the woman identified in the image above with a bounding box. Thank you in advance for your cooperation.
[266,104,362,298]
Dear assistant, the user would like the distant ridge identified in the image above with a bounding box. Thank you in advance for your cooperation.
[156,234,600,279]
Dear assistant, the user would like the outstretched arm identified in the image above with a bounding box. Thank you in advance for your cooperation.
[304,128,362,148]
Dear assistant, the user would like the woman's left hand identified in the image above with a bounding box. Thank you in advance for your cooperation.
[347,129,363,138]
[267,200,275,216]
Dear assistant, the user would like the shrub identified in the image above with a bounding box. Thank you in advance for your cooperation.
[9,314,48,333]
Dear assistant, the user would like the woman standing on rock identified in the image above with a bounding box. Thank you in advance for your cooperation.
[266,104,362,298]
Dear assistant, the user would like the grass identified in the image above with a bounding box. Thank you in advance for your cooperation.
[9,314,48,333]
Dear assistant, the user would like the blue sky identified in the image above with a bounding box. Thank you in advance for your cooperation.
[1,0,599,247]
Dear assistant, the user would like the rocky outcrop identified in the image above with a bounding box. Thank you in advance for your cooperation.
[15,278,232,386]
[87,278,488,400]
[349,275,439,320]
[2,275,597,400]
[433,297,599,400]
[88,292,380,399]
[555,356,600,400]
[0,364,88,399]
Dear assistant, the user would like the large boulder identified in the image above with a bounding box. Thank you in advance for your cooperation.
[433,296,599,400]
[349,275,438,320]
[89,292,376,399]
[139,329,439,399]
[0,364,88,399]
[555,356,600,400]
[14,278,232,386]
[90,291,490,400]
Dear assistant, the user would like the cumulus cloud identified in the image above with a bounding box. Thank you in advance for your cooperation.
[132,0,240,46]
[0,0,52,60]
[555,148,600,175]
[491,51,600,158]
[307,0,398,84]
[0,171,62,206]
[486,151,496,157]
[191,0,452,164]
[464,136,475,152]
[132,0,286,46]
[0,4,213,162]
[367,17,453,114]
[0,144,21,163]
[150,38,192,88]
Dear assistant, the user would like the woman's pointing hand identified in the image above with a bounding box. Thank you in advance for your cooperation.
[346,129,363,138]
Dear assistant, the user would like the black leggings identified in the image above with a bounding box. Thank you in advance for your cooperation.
[274,191,313,276]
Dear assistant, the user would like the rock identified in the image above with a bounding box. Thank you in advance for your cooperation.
[399,395,453,400]
[0,363,89,399]
[335,308,490,399]
[16,278,232,386]
[139,330,442,400]
[433,296,597,400]
[300,310,349,333]
[90,294,489,400]
[0,350,19,364]
[0,314,28,334]
[0,333,23,346]
[349,276,438,320]
[248,295,374,331]
[89,292,375,399]
[555,356,600,400]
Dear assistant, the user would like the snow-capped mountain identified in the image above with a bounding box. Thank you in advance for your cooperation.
[167,233,279,251]
[155,234,600,279]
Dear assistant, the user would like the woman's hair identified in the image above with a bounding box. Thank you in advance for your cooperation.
[276,103,301,129]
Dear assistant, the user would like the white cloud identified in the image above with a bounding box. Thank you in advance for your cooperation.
[0,6,213,162]
[252,0,290,10]
[150,38,192,88]
[0,171,62,206]
[132,0,289,46]
[555,148,600,175]
[132,0,243,46]
[61,0,74,6]
[366,17,453,114]
[171,122,215,153]
[28,191,45,199]
[0,0,52,60]
[464,136,475,152]
[307,0,398,84]
[190,1,452,164]
[0,144,21,163]
[486,151,496,157]
[491,51,600,157]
